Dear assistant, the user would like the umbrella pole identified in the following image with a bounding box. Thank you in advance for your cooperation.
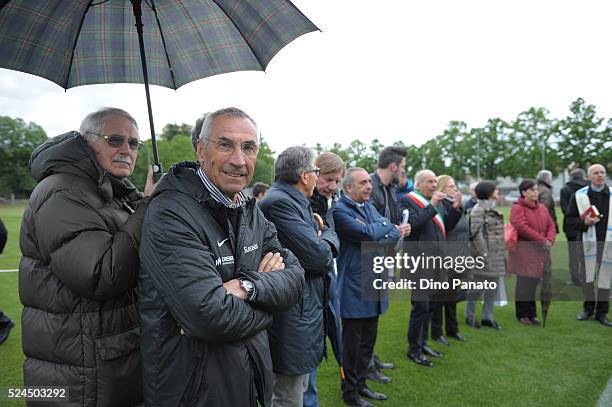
[131,0,163,181]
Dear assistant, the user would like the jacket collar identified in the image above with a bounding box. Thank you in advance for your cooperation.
[340,194,367,211]
[517,196,538,209]
[272,181,311,209]
[589,184,610,196]
[537,179,552,189]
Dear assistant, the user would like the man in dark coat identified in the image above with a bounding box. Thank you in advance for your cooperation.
[566,164,612,327]
[400,169,462,367]
[560,168,590,285]
[138,108,305,407]
[334,168,401,407]
[304,152,345,407]
[19,108,153,406]
[260,146,339,407]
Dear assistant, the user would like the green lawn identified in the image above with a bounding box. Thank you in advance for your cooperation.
[1,204,610,407]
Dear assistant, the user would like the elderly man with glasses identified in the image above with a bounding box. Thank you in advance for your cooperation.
[138,107,305,407]
[260,146,340,407]
[19,107,154,407]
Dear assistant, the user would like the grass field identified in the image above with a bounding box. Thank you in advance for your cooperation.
[0,204,610,407]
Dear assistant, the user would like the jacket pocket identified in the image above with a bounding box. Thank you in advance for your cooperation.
[95,325,143,407]
[95,325,140,361]
[180,356,205,407]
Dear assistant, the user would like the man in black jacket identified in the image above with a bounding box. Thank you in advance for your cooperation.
[560,168,589,285]
[138,107,305,407]
[260,146,339,407]
[400,169,462,367]
[366,146,410,382]
[19,108,153,406]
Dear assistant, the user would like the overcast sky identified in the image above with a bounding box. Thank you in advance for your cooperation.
[1,0,612,154]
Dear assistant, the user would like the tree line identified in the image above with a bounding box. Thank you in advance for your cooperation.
[1,98,610,197]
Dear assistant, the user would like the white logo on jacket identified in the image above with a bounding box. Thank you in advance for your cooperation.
[244,243,258,253]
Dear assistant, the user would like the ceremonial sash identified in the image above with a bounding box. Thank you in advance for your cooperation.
[575,186,612,289]
[406,191,446,239]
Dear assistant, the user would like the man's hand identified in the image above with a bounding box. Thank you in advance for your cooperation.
[430,191,446,206]
[258,252,285,272]
[223,279,247,300]
[397,223,411,238]
[584,214,599,226]
[144,167,162,197]
[452,191,463,209]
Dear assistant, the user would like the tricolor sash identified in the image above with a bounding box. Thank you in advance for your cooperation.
[575,185,612,289]
[406,191,446,239]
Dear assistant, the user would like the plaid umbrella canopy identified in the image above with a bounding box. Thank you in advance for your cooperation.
[0,0,318,176]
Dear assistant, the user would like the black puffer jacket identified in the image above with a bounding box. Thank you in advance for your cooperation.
[138,162,305,407]
[19,132,146,407]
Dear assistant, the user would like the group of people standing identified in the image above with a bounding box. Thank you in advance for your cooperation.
[14,105,610,407]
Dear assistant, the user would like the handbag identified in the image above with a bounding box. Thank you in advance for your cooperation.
[504,223,518,252]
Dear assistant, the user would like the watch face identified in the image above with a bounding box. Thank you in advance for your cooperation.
[242,279,254,291]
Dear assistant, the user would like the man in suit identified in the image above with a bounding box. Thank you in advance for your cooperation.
[334,168,404,407]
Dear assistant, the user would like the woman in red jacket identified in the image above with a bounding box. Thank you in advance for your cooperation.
[508,179,557,325]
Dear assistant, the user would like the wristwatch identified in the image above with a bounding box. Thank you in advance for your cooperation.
[239,278,255,300]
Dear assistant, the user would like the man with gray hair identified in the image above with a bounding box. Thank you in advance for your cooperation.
[537,169,559,233]
[138,107,305,406]
[19,107,154,406]
[334,167,401,406]
[260,146,339,407]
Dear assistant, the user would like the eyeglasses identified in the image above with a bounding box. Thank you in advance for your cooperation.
[87,132,143,151]
[305,168,321,176]
[206,138,259,157]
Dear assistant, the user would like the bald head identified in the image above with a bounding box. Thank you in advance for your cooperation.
[587,164,607,188]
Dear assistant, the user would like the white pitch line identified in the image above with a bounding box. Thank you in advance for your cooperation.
[598,375,612,407]
[0,269,18,273]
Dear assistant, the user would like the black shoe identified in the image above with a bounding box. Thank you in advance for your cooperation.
[373,354,395,370]
[595,314,612,327]
[433,335,450,346]
[577,311,594,321]
[344,397,375,407]
[407,352,433,367]
[422,345,443,357]
[0,320,15,345]
[448,332,467,342]
[465,318,481,328]
[359,386,388,401]
[366,369,391,384]
[481,319,502,330]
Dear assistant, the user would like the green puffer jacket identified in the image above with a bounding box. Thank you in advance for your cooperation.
[19,131,146,407]
[469,202,506,278]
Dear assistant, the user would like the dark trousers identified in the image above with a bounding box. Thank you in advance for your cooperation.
[341,316,379,402]
[566,236,583,285]
[407,289,430,355]
[583,283,610,316]
[515,276,540,319]
[430,300,459,337]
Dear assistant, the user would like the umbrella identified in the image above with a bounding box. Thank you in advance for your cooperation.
[540,254,553,328]
[0,0,318,178]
